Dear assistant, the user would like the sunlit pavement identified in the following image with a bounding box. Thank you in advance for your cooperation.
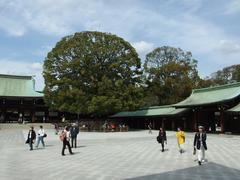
[0,129,240,180]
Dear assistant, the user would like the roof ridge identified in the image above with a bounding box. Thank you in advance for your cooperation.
[140,105,174,110]
[0,74,33,80]
[193,82,240,93]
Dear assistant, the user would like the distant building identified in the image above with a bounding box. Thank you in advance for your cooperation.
[0,74,59,123]
[111,82,240,133]
[2,73,240,133]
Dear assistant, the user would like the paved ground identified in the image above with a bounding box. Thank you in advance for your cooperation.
[0,129,240,180]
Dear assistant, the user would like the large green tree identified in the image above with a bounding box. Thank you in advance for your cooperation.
[143,46,199,105]
[43,31,143,117]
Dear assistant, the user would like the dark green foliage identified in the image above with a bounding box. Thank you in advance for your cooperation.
[143,46,199,105]
[43,31,143,117]
[196,78,214,88]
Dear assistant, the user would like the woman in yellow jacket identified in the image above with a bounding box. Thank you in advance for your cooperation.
[176,127,185,154]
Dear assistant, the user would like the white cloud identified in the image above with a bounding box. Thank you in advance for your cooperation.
[0,0,75,36]
[0,0,116,37]
[32,45,53,57]
[224,0,240,14]
[0,15,26,37]
[0,0,239,78]
[30,62,43,71]
[0,59,44,90]
[217,40,240,54]
[132,41,154,56]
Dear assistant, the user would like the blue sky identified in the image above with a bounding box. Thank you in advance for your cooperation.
[0,0,240,90]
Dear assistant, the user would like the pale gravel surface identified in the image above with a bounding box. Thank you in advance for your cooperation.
[0,129,240,180]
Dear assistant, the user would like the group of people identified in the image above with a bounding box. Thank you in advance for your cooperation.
[157,126,207,166]
[102,121,116,132]
[26,123,79,156]
[27,123,207,165]
[119,123,128,132]
[102,121,129,132]
[26,125,46,151]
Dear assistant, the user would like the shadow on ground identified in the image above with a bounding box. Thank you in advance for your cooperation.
[126,162,240,180]
[77,145,86,148]
[62,152,81,156]
[45,144,54,147]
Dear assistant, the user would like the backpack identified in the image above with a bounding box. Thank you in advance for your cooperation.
[59,131,65,141]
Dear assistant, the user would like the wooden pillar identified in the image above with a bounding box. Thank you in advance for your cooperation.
[31,99,36,123]
[2,98,7,122]
[137,118,140,129]
[220,110,225,133]
[152,119,155,129]
[162,118,165,129]
[31,110,35,123]
[1,98,6,122]
[144,118,147,129]
[193,109,198,131]
[182,117,187,130]
[171,119,175,130]
[19,98,23,123]
[45,110,49,123]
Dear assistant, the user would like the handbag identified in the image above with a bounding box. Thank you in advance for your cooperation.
[43,133,47,138]
[25,139,29,144]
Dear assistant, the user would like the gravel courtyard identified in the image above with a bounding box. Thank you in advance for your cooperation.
[0,129,240,180]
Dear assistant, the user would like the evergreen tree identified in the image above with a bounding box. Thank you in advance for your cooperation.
[143,46,199,105]
[43,31,143,117]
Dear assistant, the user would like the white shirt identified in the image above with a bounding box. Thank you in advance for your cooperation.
[29,130,32,138]
[64,130,70,141]
[38,129,45,137]
[199,133,203,145]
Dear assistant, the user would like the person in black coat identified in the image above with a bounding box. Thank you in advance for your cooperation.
[194,126,207,165]
[157,127,167,152]
[27,126,36,151]
[70,123,79,148]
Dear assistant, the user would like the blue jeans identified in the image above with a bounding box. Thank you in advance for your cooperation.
[36,136,45,147]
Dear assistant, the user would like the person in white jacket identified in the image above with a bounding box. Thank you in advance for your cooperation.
[36,125,45,148]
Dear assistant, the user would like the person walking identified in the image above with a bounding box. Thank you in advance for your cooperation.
[176,127,185,154]
[26,126,36,151]
[148,122,152,134]
[36,125,45,148]
[62,126,74,156]
[54,123,59,135]
[194,126,207,165]
[102,121,108,132]
[70,123,79,148]
[157,127,167,152]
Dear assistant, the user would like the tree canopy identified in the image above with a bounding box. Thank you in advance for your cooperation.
[43,31,143,117]
[143,46,199,105]
[209,64,240,85]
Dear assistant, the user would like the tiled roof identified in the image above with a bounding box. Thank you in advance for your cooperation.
[228,103,240,112]
[174,82,240,107]
[111,106,188,118]
[0,74,43,98]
